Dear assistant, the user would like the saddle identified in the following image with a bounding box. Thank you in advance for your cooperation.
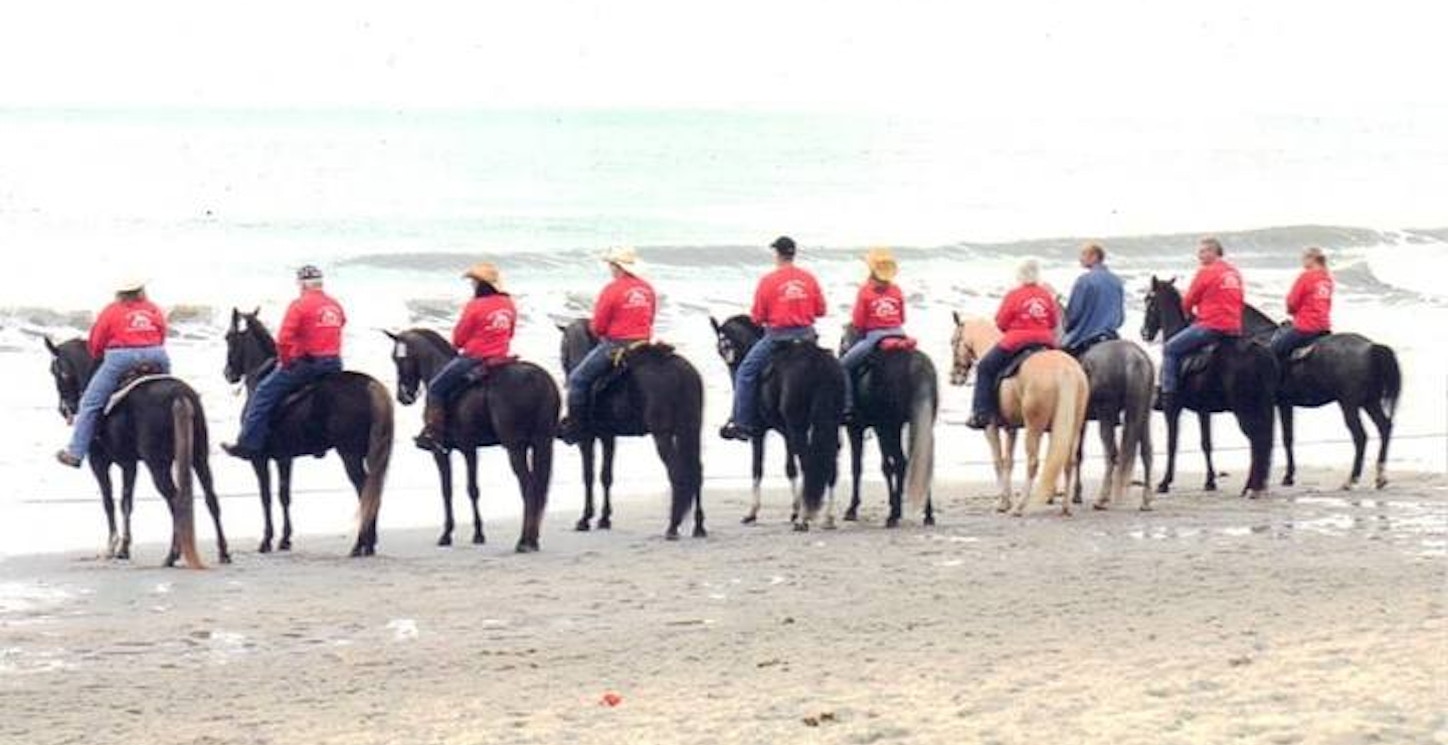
[999,344,1048,383]
[1066,331,1117,358]
[462,356,520,385]
[850,335,918,412]
[103,368,175,415]
[1288,342,1320,363]
[592,342,675,398]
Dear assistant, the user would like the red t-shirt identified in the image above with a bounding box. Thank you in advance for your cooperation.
[995,284,1059,351]
[277,289,346,366]
[1182,260,1244,333]
[1286,268,1332,333]
[751,264,826,329]
[454,294,517,360]
[89,299,167,358]
[591,274,655,340]
[852,281,906,331]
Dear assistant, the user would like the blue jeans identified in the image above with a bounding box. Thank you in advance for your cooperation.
[731,326,815,429]
[1270,327,1326,359]
[970,345,1012,419]
[66,346,170,461]
[237,356,342,451]
[841,327,903,412]
[1160,325,1226,393]
[427,356,483,406]
[566,339,629,415]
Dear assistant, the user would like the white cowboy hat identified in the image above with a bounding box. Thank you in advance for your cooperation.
[116,277,148,293]
[601,246,644,275]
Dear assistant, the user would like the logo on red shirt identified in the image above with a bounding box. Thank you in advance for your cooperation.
[126,312,157,330]
[871,297,901,320]
[1024,298,1050,319]
[623,288,652,309]
[781,280,809,301]
[485,309,514,330]
[1220,272,1241,290]
[318,307,343,327]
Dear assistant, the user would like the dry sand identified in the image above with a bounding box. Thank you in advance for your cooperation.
[1,467,1445,745]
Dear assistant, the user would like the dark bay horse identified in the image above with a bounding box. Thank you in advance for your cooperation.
[45,337,228,567]
[224,309,392,556]
[384,328,557,552]
[837,324,937,527]
[710,315,843,530]
[1239,306,1400,490]
[1141,278,1277,498]
[1072,339,1155,511]
[558,320,706,539]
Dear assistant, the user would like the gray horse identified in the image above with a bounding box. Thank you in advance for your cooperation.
[1071,340,1155,510]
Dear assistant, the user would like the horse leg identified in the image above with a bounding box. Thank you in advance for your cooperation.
[1197,411,1217,492]
[253,459,274,553]
[339,452,373,556]
[1339,403,1368,491]
[986,427,1010,513]
[193,453,230,564]
[276,458,294,551]
[844,426,864,521]
[743,435,764,525]
[1071,421,1086,506]
[575,437,596,531]
[786,444,802,525]
[142,458,184,567]
[118,463,138,560]
[506,445,539,553]
[1279,403,1297,487]
[1016,427,1045,517]
[1157,410,1179,494]
[881,426,906,528]
[599,436,617,530]
[1093,420,1118,510]
[464,449,485,544]
[433,450,455,546]
[1364,400,1392,489]
[656,433,687,540]
[91,459,118,558]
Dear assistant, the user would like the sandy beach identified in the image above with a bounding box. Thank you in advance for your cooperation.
[1,466,1443,745]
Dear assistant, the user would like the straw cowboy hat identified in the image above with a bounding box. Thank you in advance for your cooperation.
[602,246,644,275]
[864,247,898,283]
[462,261,502,287]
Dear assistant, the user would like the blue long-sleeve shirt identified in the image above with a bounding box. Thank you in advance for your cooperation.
[1063,264,1125,350]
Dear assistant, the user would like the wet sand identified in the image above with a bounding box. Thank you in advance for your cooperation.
[1,467,1445,745]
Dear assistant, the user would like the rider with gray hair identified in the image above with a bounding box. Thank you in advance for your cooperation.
[966,259,1060,429]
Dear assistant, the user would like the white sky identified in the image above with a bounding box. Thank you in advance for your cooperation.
[0,0,1443,113]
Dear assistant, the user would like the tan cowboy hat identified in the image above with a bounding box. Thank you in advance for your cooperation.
[864,247,898,283]
[602,246,644,275]
[116,277,148,293]
[462,262,502,287]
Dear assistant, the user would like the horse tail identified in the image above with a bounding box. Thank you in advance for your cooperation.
[800,366,843,516]
[902,356,937,512]
[1038,364,1088,499]
[1371,344,1401,419]
[359,380,394,543]
[171,395,202,569]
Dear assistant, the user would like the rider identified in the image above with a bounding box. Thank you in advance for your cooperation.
[1271,246,1333,359]
[55,278,171,468]
[558,247,656,444]
[413,262,517,454]
[719,236,826,441]
[1157,237,1244,410]
[222,265,346,458]
[965,260,1059,430]
[840,247,905,422]
[1062,242,1125,355]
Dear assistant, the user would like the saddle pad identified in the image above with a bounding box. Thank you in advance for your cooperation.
[1000,346,1047,381]
[104,374,178,415]
[878,336,917,351]
[1181,344,1219,377]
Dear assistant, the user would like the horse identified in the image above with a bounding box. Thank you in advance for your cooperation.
[836,324,937,526]
[383,328,557,552]
[1071,339,1155,511]
[557,320,706,539]
[44,337,228,568]
[224,309,392,557]
[949,314,1088,516]
[709,315,843,531]
[1238,306,1400,490]
[1140,278,1278,498]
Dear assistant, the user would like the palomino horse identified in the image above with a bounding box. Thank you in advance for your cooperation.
[384,328,558,552]
[46,337,228,567]
[225,309,392,557]
[1072,339,1155,511]
[558,320,706,539]
[1141,278,1277,498]
[1239,305,1400,490]
[710,315,843,531]
[837,324,937,526]
[949,314,1089,516]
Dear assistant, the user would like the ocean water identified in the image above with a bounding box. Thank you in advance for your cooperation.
[1,108,1445,557]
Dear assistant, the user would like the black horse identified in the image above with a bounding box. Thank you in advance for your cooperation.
[224,309,392,556]
[836,324,937,527]
[1142,278,1278,498]
[557,320,706,539]
[710,315,843,530]
[383,328,557,552]
[1238,306,1400,490]
[45,337,228,567]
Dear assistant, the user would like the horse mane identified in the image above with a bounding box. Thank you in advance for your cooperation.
[1242,304,1277,334]
[406,328,454,357]
[239,313,278,356]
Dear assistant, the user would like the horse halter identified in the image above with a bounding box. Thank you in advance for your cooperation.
[391,337,423,406]
[949,327,977,386]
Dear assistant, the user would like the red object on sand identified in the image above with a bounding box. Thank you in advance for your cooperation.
[600,692,623,707]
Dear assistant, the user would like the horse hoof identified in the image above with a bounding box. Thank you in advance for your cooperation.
[219,553,233,565]
[693,526,708,539]
[843,510,858,522]
[1071,494,1083,505]
[740,515,758,525]
[923,516,936,527]
[822,519,837,531]
[278,540,291,552]
[1138,503,1154,512]
[793,523,810,533]
[575,519,592,532]
[1092,502,1108,511]
[1203,482,1217,493]
[1155,483,1170,495]
[885,517,900,529]
[472,533,486,545]
[1375,478,1389,490]
[116,549,131,561]
[436,535,452,548]
[597,519,612,531]
[515,542,539,554]
[1060,509,1072,518]
[257,541,272,554]
[1281,476,1295,487]
[1339,481,1356,492]
[665,530,680,541]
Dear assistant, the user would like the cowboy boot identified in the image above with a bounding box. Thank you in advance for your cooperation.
[414,402,448,454]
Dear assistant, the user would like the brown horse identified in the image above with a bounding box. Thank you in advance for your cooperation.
[950,314,1088,516]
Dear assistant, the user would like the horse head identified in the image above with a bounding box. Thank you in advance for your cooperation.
[225,307,274,385]
[949,312,998,387]
[709,314,761,372]
[384,328,452,406]
[44,336,91,424]
[555,318,595,375]
[1141,276,1180,342]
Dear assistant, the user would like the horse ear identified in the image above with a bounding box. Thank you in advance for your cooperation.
[555,321,569,333]
[380,329,399,342]
[709,316,721,334]
[43,335,59,356]
[952,310,962,326]
[251,306,261,317]
[1168,276,1177,285]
